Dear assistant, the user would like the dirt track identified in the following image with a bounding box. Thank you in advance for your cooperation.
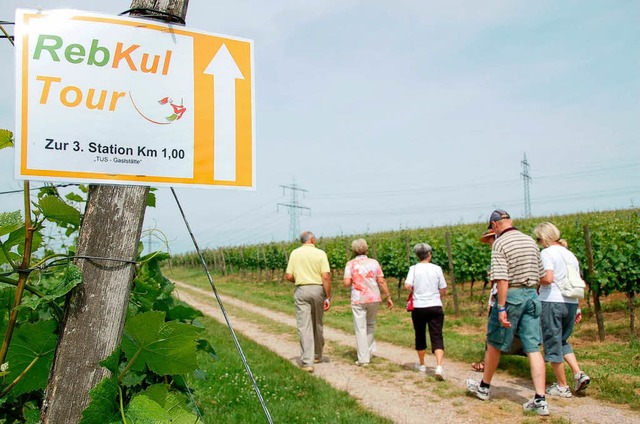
[173,280,639,424]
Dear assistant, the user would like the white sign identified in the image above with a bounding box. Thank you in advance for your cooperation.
[14,9,255,188]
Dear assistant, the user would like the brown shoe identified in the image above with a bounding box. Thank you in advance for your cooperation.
[301,366,314,373]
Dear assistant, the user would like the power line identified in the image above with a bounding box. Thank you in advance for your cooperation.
[277,179,310,241]
[0,183,79,196]
[521,153,532,218]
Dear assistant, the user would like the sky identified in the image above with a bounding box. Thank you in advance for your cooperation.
[1,1,639,254]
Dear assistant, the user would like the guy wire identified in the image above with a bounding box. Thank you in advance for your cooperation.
[170,188,274,424]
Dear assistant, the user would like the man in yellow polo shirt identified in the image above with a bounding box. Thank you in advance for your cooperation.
[285,231,332,373]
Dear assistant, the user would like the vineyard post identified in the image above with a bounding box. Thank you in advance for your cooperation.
[583,224,605,342]
[370,238,378,260]
[629,292,636,342]
[445,231,460,315]
[280,249,289,283]
[263,248,272,281]
[257,248,262,281]
[344,239,350,261]
[221,249,228,276]
[240,247,246,278]
[41,2,189,422]
[210,248,217,273]
[403,235,411,299]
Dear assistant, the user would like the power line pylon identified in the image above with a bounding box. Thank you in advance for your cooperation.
[277,180,310,241]
[521,153,532,218]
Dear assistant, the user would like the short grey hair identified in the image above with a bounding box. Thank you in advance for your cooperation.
[351,238,369,255]
[413,243,432,261]
[300,231,315,243]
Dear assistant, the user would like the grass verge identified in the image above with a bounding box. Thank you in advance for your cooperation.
[187,315,393,423]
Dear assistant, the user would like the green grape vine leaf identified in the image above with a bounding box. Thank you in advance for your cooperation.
[17,265,82,311]
[23,405,41,424]
[121,311,202,375]
[0,211,22,237]
[65,192,85,203]
[79,376,120,424]
[4,320,57,397]
[38,195,81,227]
[196,338,218,360]
[2,225,43,259]
[99,346,122,374]
[137,384,201,423]
[147,189,157,208]
[0,129,13,150]
[124,394,172,423]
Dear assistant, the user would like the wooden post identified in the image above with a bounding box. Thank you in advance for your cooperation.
[583,225,605,342]
[42,186,149,423]
[403,235,411,299]
[239,248,245,278]
[370,238,378,260]
[445,231,460,315]
[41,2,189,422]
[212,248,219,273]
[629,292,637,342]
[257,249,262,282]
[345,239,350,262]
[281,249,289,283]
[220,249,227,276]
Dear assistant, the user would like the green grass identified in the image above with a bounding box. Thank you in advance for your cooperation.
[187,315,393,424]
[168,266,640,410]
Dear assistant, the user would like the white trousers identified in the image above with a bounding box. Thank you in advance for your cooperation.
[351,302,380,363]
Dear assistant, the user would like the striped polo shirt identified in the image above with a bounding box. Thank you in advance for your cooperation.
[490,228,544,288]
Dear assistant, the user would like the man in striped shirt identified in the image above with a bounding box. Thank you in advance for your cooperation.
[467,210,550,416]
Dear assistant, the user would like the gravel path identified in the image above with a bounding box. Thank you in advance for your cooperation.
[173,281,638,424]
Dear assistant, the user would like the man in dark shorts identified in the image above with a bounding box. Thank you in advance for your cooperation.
[467,210,549,416]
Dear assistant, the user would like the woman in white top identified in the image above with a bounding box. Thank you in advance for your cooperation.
[534,222,591,398]
[405,243,447,380]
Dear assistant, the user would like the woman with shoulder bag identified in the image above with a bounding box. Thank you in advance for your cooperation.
[405,243,447,380]
[534,222,591,397]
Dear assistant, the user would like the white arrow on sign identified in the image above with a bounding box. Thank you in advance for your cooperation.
[204,43,245,181]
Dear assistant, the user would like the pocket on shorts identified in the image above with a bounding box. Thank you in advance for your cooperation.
[487,308,505,346]
[530,297,541,319]
[505,290,524,307]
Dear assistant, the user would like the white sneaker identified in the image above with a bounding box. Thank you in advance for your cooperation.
[546,382,572,398]
[414,363,426,373]
[466,378,490,400]
[522,397,550,416]
[574,371,591,392]
[435,365,445,381]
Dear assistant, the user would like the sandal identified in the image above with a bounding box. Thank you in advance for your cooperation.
[471,361,485,372]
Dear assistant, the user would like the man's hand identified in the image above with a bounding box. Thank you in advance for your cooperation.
[386,296,394,309]
[323,298,331,311]
[498,310,511,328]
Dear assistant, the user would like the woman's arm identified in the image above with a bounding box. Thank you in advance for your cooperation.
[404,266,415,291]
[540,269,554,285]
[377,276,394,308]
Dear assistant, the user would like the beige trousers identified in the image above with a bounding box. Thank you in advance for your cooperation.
[294,285,326,366]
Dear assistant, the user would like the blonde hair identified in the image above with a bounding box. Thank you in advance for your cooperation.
[533,222,568,248]
[351,238,369,255]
